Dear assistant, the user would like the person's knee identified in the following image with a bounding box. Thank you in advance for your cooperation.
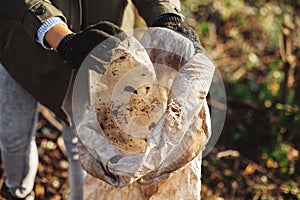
[0,106,37,153]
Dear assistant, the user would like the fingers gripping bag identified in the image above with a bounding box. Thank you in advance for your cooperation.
[74,27,215,194]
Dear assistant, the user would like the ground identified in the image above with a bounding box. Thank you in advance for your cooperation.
[0,110,298,199]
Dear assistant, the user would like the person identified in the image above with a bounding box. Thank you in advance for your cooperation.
[0,0,206,199]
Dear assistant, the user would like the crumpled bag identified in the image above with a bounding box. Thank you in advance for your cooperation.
[83,152,203,200]
[76,27,215,188]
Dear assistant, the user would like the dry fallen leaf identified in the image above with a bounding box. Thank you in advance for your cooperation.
[216,150,240,159]
[244,164,256,175]
[287,146,299,161]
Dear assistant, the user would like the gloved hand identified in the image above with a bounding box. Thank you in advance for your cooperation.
[151,14,203,53]
[57,21,126,69]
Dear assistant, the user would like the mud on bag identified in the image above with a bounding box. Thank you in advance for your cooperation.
[75,27,215,188]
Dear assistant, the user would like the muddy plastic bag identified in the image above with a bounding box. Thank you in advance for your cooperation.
[76,27,215,188]
[83,152,203,200]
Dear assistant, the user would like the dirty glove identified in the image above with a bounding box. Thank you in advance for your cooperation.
[57,21,126,69]
[151,14,203,53]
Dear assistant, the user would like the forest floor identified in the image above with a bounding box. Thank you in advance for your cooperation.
[0,109,298,200]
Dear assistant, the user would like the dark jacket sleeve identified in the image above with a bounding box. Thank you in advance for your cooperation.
[0,0,66,40]
[132,0,182,26]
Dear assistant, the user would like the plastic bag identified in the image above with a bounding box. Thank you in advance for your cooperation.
[76,27,215,188]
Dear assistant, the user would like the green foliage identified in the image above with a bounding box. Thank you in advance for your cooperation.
[262,143,295,174]
[198,22,209,36]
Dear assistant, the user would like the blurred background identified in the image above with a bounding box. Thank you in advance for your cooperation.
[180,0,300,199]
[0,0,299,199]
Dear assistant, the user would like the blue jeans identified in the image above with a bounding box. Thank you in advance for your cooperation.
[0,63,84,199]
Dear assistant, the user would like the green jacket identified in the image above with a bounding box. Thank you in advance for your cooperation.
[0,0,181,124]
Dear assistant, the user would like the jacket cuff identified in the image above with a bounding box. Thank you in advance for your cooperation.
[151,13,183,27]
[134,1,183,26]
[22,1,66,41]
[36,17,68,50]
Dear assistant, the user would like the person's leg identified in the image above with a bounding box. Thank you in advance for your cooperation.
[0,63,38,198]
[62,123,85,200]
